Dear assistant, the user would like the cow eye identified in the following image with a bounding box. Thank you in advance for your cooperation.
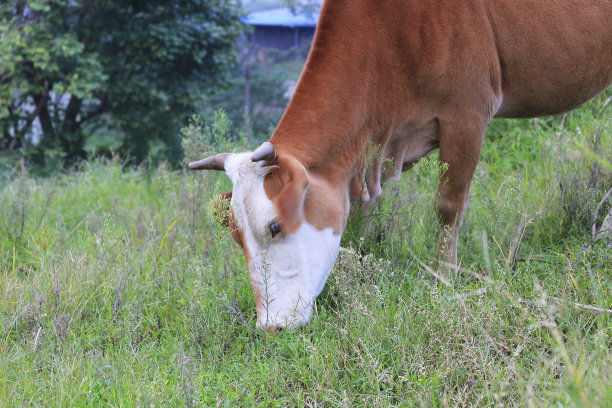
[269,221,282,238]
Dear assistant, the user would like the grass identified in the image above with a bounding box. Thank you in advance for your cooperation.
[0,91,611,407]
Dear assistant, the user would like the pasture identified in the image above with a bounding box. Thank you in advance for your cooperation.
[1,91,611,406]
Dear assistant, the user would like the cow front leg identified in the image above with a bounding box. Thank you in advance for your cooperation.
[436,116,487,267]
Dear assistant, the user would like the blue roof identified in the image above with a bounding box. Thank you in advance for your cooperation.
[243,7,319,27]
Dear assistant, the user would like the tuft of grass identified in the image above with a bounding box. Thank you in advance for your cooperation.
[1,91,611,406]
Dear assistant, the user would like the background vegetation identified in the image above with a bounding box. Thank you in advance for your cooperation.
[0,0,317,171]
[1,0,243,168]
[1,89,610,406]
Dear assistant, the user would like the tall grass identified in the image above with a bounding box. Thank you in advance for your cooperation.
[0,92,610,406]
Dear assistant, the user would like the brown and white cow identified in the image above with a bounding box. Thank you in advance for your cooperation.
[190,0,612,329]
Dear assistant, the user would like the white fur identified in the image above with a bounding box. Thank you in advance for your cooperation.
[225,153,341,329]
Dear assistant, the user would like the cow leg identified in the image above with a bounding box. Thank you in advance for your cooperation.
[436,116,487,267]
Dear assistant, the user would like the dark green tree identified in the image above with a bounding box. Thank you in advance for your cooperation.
[0,0,243,167]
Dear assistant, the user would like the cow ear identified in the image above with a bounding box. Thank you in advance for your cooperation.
[210,191,234,228]
[273,158,310,233]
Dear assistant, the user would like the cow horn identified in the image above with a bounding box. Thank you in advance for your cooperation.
[188,153,230,171]
[252,142,276,163]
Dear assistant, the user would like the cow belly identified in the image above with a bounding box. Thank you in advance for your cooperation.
[496,74,612,119]
[350,120,440,203]
[489,0,612,118]
[385,121,439,180]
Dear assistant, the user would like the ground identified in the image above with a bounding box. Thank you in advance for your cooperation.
[0,90,610,406]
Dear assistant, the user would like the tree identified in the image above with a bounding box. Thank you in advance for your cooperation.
[0,0,243,167]
[201,43,305,145]
[282,0,321,18]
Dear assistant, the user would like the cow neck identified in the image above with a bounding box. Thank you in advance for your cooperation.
[269,55,384,200]
[270,0,409,203]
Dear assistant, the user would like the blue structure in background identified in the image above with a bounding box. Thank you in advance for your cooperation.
[242,7,320,49]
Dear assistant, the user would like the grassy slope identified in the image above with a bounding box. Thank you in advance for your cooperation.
[0,91,610,407]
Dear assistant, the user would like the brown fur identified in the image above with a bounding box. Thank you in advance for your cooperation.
[263,155,310,234]
[264,154,349,234]
[262,0,612,264]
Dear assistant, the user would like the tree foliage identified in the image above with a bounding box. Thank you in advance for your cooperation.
[201,44,308,145]
[0,0,243,167]
[282,0,321,17]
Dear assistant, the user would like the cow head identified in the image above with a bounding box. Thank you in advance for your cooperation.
[189,142,344,330]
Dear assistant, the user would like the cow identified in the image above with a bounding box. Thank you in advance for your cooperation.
[189,0,612,330]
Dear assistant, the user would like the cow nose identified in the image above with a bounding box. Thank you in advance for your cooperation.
[271,325,285,334]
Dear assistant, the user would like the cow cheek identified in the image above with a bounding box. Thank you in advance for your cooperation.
[228,225,264,313]
[226,211,244,245]
[229,228,242,246]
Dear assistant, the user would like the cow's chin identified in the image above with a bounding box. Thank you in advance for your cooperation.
[255,299,314,331]
[251,262,334,330]
[248,223,342,331]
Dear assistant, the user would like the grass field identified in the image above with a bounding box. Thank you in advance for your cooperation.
[1,91,610,407]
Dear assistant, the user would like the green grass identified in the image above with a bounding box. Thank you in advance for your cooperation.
[1,91,611,407]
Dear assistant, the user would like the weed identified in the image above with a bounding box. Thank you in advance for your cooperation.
[0,92,610,407]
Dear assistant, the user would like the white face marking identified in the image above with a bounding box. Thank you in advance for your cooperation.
[224,153,342,329]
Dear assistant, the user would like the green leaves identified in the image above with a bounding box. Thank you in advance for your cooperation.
[0,0,243,168]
